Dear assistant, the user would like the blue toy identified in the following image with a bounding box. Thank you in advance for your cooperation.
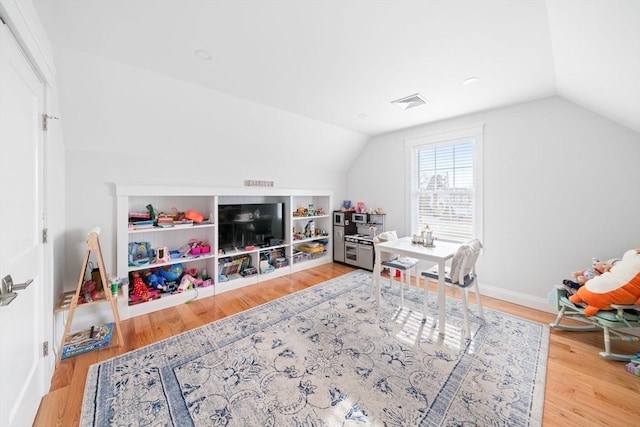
[128,241,155,266]
[143,271,168,292]
[159,263,184,283]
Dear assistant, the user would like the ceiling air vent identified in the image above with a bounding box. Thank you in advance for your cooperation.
[390,93,428,110]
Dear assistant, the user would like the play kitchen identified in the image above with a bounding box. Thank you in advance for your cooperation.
[333,209,385,270]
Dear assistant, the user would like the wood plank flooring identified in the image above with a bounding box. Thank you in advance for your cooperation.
[34,263,640,426]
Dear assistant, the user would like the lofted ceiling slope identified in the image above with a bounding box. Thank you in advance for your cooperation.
[33,0,640,136]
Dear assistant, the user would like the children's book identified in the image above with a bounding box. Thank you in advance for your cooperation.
[61,322,114,359]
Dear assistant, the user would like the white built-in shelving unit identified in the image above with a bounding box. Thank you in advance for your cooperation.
[115,184,332,319]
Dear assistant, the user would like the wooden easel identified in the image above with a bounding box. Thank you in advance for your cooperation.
[56,228,124,366]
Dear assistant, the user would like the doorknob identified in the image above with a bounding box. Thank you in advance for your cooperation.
[0,275,33,307]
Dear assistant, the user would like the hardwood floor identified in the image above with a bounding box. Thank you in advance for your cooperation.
[35,263,640,426]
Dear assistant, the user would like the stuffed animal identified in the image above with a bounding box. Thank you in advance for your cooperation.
[569,249,640,316]
[572,258,609,285]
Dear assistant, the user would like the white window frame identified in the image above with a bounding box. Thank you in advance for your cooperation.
[405,124,484,243]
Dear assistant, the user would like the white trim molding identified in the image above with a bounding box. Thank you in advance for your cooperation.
[479,281,557,314]
[404,124,484,244]
[0,0,55,85]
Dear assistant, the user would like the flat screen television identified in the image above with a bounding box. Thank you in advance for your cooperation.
[218,203,285,250]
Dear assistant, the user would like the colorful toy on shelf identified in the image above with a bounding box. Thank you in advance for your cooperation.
[177,272,212,292]
[78,279,101,304]
[128,241,154,266]
[178,274,199,292]
[184,209,205,223]
[184,267,198,277]
[156,246,170,263]
[145,204,156,220]
[156,215,175,228]
[189,240,211,255]
[130,271,149,302]
[143,271,168,292]
[128,205,152,222]
[159,263,184,283]
[177,243,192,257]
[294,206,325,217]
[304,220,315,237]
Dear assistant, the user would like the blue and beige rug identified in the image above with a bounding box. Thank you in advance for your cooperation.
[81,270,548,426]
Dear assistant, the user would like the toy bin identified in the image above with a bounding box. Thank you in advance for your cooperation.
[189,245,210,255]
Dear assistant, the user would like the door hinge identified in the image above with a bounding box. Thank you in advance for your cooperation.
[42,341,49,357]
[42,114,59,131]
[42,228,48,244]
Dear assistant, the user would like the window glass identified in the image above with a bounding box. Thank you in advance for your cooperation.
[406,126,483,243]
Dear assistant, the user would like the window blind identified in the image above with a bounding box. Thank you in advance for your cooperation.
[410,140,475,241]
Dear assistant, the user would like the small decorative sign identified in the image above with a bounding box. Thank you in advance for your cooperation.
[244,180,274,187]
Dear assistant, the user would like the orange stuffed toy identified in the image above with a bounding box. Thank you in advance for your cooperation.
[569,249,640,316]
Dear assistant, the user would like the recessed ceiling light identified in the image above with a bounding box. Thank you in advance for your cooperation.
[194,49,212,60]
[463,77,480,86]
[358,113,368,118]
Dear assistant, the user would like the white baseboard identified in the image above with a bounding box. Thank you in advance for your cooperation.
[478,281,557,314]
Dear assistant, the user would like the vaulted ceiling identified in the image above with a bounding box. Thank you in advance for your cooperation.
[33,0,640,136]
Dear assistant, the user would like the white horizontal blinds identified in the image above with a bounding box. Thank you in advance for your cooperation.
[411,140,475,241]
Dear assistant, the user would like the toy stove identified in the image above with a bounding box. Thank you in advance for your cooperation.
[344,234,375,270]
[344,234,374,246]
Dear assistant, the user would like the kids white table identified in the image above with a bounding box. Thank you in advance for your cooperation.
[373,237,460,336]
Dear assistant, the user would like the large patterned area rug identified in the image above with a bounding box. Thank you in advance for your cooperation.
[81,270,548,426]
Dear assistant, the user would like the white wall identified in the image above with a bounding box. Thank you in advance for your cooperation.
[54,47,369,286]
[347,96,640,311]
[51,47,640,312]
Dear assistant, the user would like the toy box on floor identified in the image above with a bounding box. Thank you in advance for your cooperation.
[61,323,114,359]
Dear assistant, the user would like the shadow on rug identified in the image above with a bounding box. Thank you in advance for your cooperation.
[81,270,548,426]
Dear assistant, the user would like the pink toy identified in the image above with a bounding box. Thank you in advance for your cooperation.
[189,240,211,255]
[79,280,100,303]
[178,274,202,292]
[156,246,170,263]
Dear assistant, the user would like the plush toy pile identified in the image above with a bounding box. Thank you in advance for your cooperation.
[572,258,611,285]
[568,248,640,316]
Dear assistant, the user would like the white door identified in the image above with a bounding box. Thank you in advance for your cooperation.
[0,23,46,427]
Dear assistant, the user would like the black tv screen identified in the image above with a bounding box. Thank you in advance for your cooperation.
[218,203,285,250]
